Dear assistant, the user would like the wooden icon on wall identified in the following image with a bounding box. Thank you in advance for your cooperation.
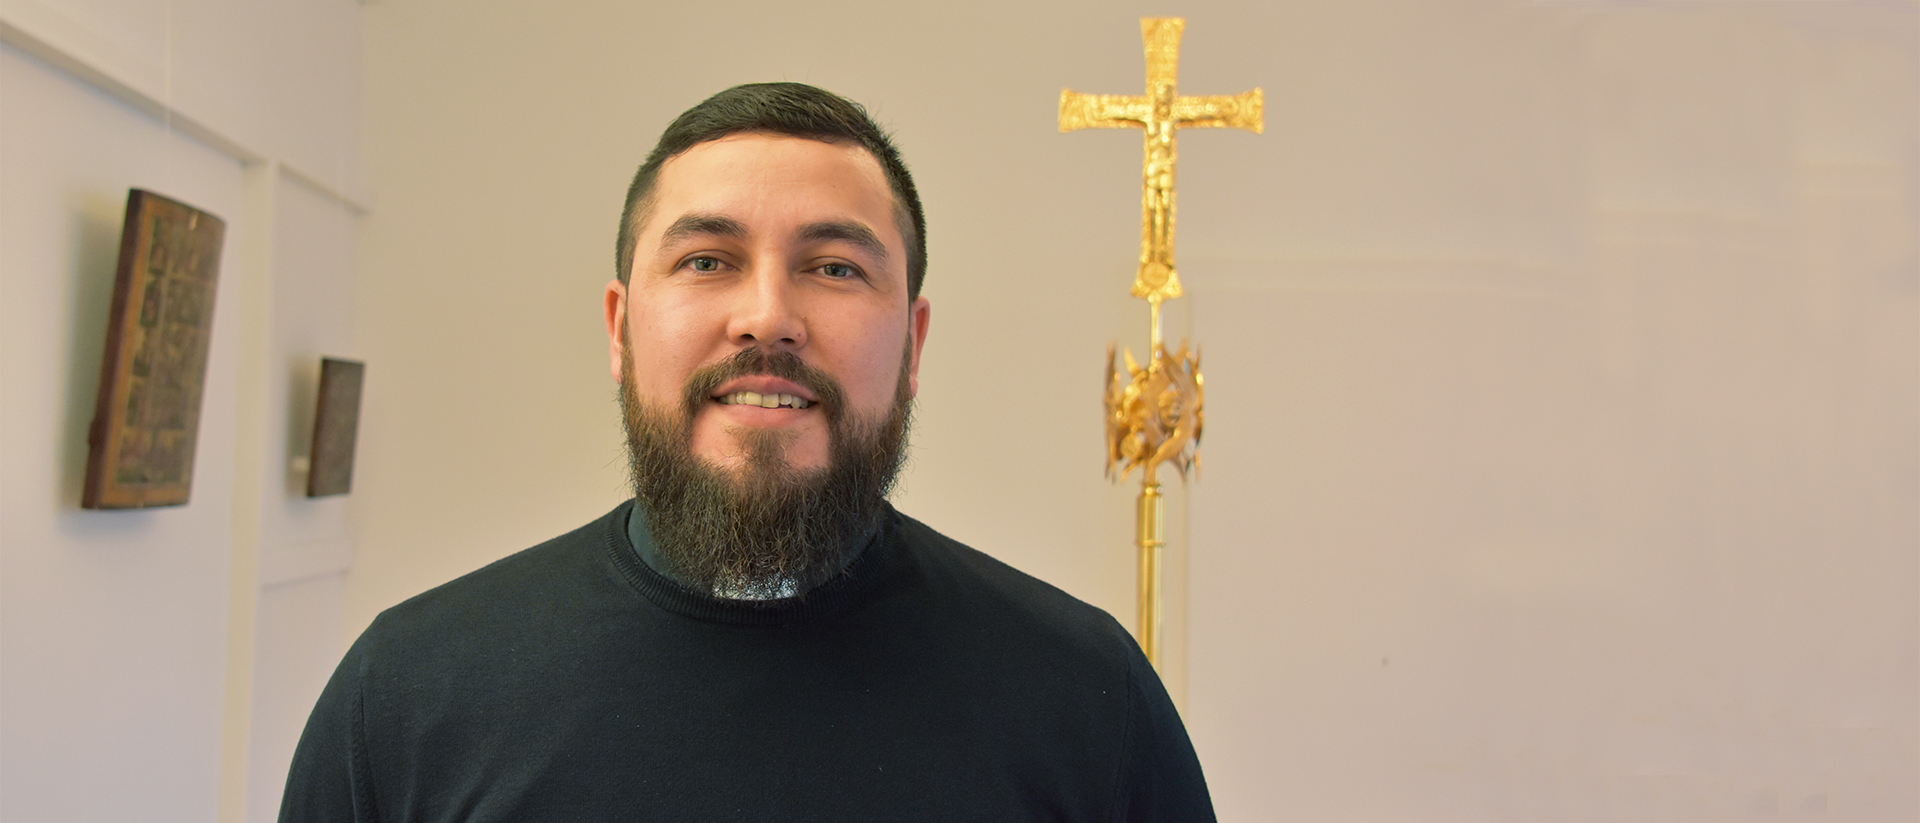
[307,357,365,497]
[82,189,226,509]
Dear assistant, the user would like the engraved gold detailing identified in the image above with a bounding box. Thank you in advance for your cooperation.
[1104,342,1203,485]
[1065,18,1258,668]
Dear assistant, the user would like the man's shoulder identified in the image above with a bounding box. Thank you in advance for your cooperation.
[365,503,627,640]
[887,510,1136,653]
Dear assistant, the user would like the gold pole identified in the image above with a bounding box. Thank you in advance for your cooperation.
[1149,298,1163,354]
[1137,481,1165,665]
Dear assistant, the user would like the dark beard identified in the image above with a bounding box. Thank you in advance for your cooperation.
[620,342,912,599]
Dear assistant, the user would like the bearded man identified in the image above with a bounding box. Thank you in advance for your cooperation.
[279,83,1214,822]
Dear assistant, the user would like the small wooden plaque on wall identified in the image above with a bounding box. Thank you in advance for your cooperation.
[307,357,365,497]
[82,189,226,509]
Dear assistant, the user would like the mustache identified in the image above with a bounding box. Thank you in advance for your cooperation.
[681,348,847,426]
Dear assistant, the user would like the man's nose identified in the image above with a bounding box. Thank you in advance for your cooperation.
[726,268,806,349]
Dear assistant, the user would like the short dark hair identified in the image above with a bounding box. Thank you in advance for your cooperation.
[616,83,927,299]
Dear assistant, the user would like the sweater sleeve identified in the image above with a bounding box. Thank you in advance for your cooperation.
[1114,644,1217,822]
[277,633,380,823]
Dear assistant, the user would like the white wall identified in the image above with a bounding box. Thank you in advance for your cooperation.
[0,0,362,820]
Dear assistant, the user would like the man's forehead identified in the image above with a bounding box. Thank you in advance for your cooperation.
[638,133,898,239]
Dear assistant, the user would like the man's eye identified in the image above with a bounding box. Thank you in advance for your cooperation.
[820,263,857,279]
[687,257,722,273]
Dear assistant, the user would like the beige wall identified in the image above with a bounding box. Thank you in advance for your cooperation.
[354,1,1916,819]
[1182,6,1919,820]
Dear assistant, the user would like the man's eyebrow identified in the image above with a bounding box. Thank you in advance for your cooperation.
[798,221,890,263]
[658,213,747,246]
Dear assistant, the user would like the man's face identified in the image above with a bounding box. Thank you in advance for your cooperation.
[605,132,931,475]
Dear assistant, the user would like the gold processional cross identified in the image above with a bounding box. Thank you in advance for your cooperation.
[1060,17,1261,667]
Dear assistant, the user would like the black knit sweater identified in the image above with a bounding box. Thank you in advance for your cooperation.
[278,501,1214,822]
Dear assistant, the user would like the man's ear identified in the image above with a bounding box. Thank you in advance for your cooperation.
[604,279,628,383]
[906,296,931,399]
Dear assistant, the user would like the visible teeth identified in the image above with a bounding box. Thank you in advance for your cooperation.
[720,391,810,409]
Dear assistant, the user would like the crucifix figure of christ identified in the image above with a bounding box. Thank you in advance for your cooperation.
[1060,17,1263,343]
[1061,17,1261,668]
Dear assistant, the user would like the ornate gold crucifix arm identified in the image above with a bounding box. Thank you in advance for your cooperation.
[1060,18,1263,314]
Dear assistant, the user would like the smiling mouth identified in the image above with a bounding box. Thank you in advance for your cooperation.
[716,391,812,410]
